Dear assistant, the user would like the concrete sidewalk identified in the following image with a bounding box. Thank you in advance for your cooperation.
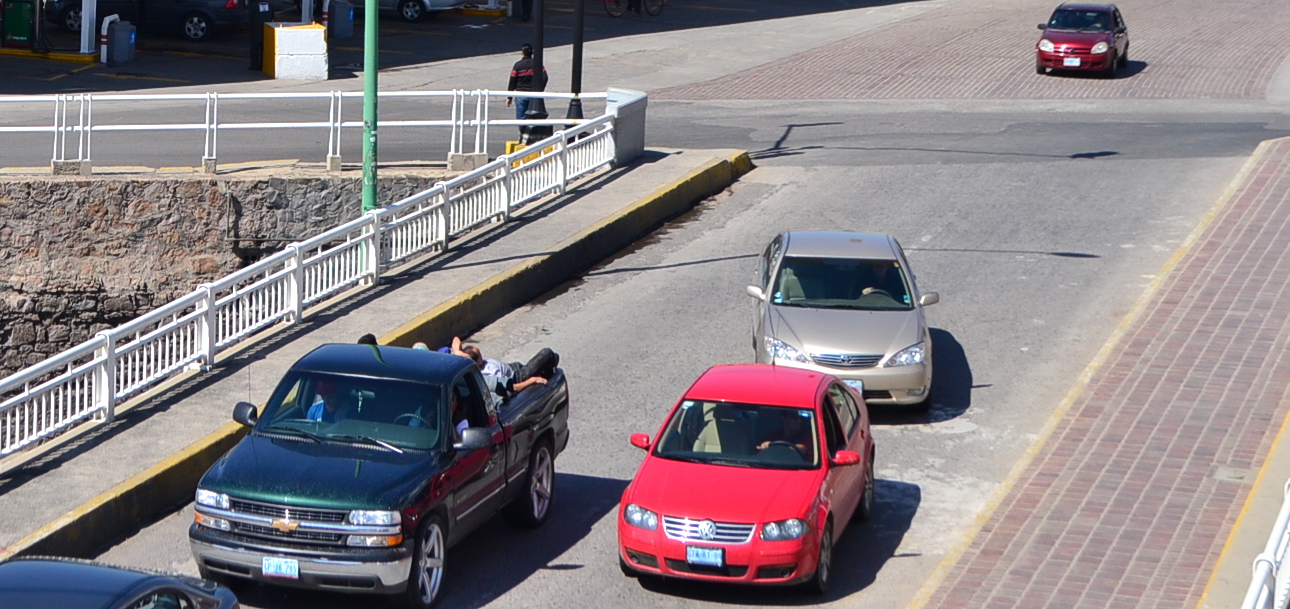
[913,137,1290,609]
[0,147,751,559]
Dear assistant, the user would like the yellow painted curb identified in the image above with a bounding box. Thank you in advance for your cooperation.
[0,421,249,561]
[1,149,752,560]
[906,139,1274,609]
[454,6,507,16]
[0,48,98,63]
[385,151,752,349]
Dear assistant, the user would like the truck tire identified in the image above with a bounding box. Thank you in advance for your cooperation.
[504,440,555,528]
[398,514,446,609]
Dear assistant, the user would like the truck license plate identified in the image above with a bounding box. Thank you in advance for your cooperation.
[262,556,300,579]
[1063,57,1081,67]
[686,545,724,568]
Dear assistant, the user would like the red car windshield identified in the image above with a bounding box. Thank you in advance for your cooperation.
[1048,9,1112,32]
[653,401,820,470]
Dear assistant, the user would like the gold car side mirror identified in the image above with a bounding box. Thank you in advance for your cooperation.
[745,285,766,300]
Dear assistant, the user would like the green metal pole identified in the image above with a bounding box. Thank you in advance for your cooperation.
[361,0,379,212]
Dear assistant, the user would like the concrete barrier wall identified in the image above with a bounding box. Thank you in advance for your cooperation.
[0,150,754,561]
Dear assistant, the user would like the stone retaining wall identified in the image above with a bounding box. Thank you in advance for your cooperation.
[0,171,451,377]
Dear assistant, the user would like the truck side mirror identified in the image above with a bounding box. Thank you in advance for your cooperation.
[454,428,491,451]
[630,433,651,450]
[233,402,259,427]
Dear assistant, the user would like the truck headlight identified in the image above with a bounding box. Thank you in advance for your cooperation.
[195,489,229,510]
[761,518,808,541]
[194,512,231,531]
[348,510,401,526]
[765,337,810,364]
[624,504,658,531]
[884,342,925,367]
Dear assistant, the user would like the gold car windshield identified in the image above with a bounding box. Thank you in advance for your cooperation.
[653,401,821,470]
[772,256,913,311]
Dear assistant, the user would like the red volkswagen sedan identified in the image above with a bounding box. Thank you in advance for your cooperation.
[1035,3,1129,77]
[617,364,875,593]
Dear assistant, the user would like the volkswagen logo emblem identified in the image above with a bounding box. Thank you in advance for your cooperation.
[697,520,717,540]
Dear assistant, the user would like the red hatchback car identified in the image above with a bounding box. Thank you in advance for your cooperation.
[1035,3,1129,77]
[617,364,875,593]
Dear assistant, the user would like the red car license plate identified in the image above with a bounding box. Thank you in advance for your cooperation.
[686,545,724,568]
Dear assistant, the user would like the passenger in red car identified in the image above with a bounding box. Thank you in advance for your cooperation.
[757,412,812,456]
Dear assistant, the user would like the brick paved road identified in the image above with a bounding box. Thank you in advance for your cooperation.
[657,0,1290,101]
[914,137,1290,608]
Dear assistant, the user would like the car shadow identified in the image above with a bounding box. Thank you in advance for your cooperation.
[631,479,921,605]
[1041,59,1147,80]
[230,472,629,608]
[869,327,972,425]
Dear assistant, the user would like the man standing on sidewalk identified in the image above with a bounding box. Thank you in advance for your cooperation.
[506,43,549,135]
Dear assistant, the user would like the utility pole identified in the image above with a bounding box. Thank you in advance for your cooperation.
[361,0,379,212]
[567,0,584,120]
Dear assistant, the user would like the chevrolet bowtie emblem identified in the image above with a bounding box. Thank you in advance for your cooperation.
[271,519,299,532]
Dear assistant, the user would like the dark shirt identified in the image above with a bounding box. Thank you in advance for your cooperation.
[508,57,549,93]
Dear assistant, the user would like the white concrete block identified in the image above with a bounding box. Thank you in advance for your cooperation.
[276,26,327,55]
[274,53,328,80]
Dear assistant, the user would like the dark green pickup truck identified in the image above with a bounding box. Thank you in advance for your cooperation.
[187,343,570,608]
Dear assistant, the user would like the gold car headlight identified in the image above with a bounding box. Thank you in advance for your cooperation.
[884,342,926,367]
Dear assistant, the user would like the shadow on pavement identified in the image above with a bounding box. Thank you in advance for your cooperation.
[632,478,921,605]
[231,472,628,608]
[2,0,935,94]
[870,327,972,425]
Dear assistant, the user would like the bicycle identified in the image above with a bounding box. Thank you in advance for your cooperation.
[604,0,663,18]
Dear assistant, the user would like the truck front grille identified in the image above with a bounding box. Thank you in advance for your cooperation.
[230,499,348,524]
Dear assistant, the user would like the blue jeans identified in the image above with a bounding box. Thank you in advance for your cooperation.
[514,96,531,121]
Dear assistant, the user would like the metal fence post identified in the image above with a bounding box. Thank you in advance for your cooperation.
[93,332,116,425]
[286,245,304,322]
[327,91,343,172]
[364,212,381,285]
[438,184,451,249]
[501,158,513,222]
[557,134,568,195]
[197,284,218,369]
[202,93,218,174]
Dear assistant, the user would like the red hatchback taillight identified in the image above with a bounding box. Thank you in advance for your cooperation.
[225,0,239,8]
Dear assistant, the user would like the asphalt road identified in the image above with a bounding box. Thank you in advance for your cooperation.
[92,101,1285,608]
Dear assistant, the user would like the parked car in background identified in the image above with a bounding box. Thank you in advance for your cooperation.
[45,0,246,41]
[1035,2,1130,77]
[746,230,939,410]
[0,556,240,609]
[618,364,875,593]
[379,0,463,22]
[188,344,570,609]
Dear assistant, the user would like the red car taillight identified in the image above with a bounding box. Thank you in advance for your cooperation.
[225,0,239,8]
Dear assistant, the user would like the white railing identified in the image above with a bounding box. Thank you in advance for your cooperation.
[0,89,607,173]
[1243,479,1290,609]
[0,111,619,470]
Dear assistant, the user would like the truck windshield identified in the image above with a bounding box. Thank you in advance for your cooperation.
[653,401,820,470]
[258,373,444,451]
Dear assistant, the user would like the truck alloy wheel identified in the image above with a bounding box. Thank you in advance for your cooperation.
[404,516,446,608]
[506,441,554,527]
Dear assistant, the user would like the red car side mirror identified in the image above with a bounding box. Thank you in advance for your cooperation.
[630,433,651,450]
[831,450,861,466]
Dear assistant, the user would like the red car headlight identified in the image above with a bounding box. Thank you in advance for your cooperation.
[1038,39,1055,52]
[760,518,809,541]
[1090,41,1109,54]
[624,504,659,531]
